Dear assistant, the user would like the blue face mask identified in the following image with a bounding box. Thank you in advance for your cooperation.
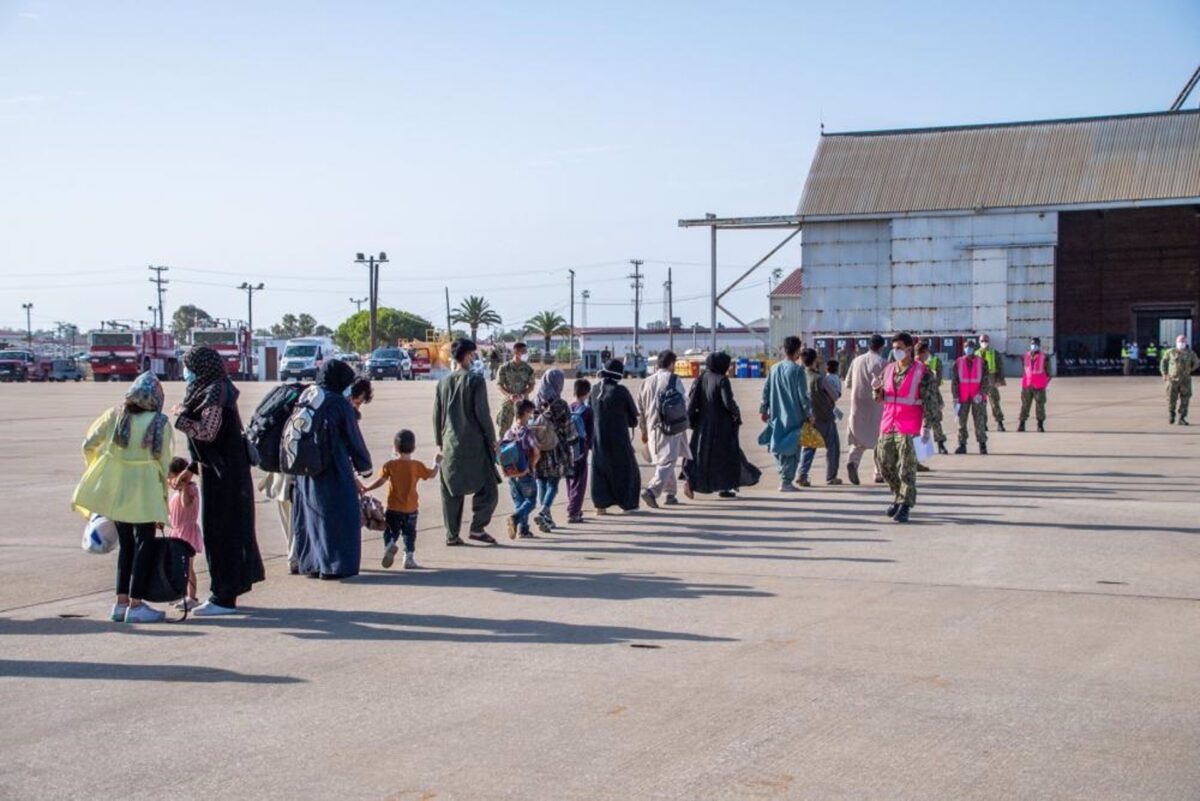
[343,385,354,398]
[964,347,975,357]
[184,367,196,384]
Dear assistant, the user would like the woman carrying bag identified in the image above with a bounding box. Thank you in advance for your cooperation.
[72,372,174,623]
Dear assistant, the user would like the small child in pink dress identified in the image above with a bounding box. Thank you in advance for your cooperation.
[168,457,203,609]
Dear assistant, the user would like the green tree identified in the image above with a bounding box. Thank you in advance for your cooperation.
[171,304,213,339]
[334,308,435,353]
[449,295,502,341]
[524,311,567,355]
[313,324,333,337]
[269,313,323,339]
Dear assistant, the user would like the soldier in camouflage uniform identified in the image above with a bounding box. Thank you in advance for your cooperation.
[1161,335,1199,425]
[916,341,949,455]
[495,341,536,434]
[872,333,940,523]
[979,333,1005,431]
[952,339,990,454]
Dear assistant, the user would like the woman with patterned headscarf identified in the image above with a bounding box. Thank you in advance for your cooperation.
[290,359,373,579]
[72,372,175,623]
[530,368,575,531]
[683,353,761,497]
[173,346,264,616]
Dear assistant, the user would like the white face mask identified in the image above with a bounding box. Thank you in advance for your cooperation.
[891,347,908,362]
[1030,344,1040,353]
[979,341,989,349]
[1178,342,1188,351]
[342,385,354,398]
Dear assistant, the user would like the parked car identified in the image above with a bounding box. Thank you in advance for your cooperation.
[49,359,83,382]
[366,347,414,380]
[0,350,48,382]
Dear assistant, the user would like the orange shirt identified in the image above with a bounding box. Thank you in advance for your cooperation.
[379,458,437,513]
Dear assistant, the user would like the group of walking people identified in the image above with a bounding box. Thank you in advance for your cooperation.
[72,328,1196,622]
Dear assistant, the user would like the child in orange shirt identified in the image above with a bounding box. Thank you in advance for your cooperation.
[359,429,441,569]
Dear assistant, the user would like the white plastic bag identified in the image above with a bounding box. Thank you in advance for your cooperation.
[82,514,118,554]
[914,431,935,464]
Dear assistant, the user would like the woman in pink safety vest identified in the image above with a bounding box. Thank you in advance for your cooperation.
[1018,337,1051,432]
[872,332,939,524]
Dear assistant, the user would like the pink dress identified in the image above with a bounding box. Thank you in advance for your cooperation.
[168,484,203,554]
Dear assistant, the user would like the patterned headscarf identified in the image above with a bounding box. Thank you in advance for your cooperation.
[181,346,233,415]
[533,368,564,409]
[113,371,168,457]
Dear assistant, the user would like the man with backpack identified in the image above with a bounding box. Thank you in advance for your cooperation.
[636,350,690,508]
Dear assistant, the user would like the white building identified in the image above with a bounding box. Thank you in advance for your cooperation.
[792,109,1200,374]
[540,323,770,360]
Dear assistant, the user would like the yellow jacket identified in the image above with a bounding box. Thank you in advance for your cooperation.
[71,408,174,524]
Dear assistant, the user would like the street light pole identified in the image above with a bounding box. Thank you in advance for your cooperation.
[21,303,33,348]
[355,252,388,353]
[350,297,368,314]
[568,269,575,367]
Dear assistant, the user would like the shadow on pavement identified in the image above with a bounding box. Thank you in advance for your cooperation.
[188,607,738,645]
[0,617,204,638]
[0,658,304,684]
[348,568,776,600]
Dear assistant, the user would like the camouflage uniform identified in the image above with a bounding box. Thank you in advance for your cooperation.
[874,362,940,507]
[923,354,947,444]
[952,358,991,446]
[836,347,851,379]
[495,359,535,433]
[1161,346,1199,423]
[982,345,1005,426]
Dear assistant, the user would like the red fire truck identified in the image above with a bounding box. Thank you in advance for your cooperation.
[190,325,253,380]
[88,328,179,382]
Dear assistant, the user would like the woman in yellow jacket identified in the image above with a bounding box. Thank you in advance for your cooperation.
[72,372,174,623]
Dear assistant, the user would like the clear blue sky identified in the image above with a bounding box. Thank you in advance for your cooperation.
[1,0,1197,337]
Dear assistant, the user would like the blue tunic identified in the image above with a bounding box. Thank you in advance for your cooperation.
[758,360,812,456]
[292,392,373,577]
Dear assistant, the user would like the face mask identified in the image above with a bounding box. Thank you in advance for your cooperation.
[183,367,196,384]
[1030,344,1040,353]
[892,347,908,362]
[980,341,989,349]
[342,385,354,398]
[1178,342,1188,351]
[964,347,975,357]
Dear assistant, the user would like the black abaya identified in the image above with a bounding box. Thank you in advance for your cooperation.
[683,369,761,494]
[590,379,641,511]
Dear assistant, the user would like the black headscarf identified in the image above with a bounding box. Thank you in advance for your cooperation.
[317,359,356,395]
[181,346,236,415]
[707,352,732,376]
[600,358,624,383]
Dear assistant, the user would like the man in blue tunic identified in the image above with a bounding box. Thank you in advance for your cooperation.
[759,336,812,492]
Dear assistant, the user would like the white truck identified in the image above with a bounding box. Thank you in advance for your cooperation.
[279,336,336,382]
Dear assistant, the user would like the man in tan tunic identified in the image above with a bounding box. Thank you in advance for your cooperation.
[843,334,886,485]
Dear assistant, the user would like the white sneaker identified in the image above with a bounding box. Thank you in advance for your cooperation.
[382,542,399,569]
[778,483,800,493]
[110,603,128,622]
[124,603,165,624]
[402,552,419,569]
[174,598,202,611]
[191,601,238,617]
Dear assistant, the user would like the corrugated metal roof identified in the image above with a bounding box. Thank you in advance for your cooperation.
[798,110,1200,217]
[769,269,803,297]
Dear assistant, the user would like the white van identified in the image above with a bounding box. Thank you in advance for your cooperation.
[279,337,335,381]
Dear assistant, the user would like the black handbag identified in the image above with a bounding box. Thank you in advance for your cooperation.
[142,537,195,605]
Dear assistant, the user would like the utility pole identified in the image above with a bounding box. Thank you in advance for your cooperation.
[236,283,264,380]
[444,287,452,341]
[666,267,674,352]
[580,289,590,362]
[355,252,388,353]
[148,265,169,331]
[628,259,643,355]
[21,303,33,348]
[350,297,368,314]
[147,306,158,330]
[568,269,575,366]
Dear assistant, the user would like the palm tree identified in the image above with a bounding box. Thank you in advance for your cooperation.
[450,295,503,341]
[525,311,567,356]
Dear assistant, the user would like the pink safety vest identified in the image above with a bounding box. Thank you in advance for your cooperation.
[956,357,983,403]
[1022,351,1049,390]
[879,360,926,436]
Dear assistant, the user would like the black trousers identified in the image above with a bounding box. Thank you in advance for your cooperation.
[115,522,157,600]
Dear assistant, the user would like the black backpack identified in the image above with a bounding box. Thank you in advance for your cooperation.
[245,381,306,473]
[279,386,332,477]
[657,374,689,435]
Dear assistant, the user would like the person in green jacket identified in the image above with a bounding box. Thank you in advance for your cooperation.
[979,333,1005,431]
[433,339,501,545]
[1161,335,1199,425]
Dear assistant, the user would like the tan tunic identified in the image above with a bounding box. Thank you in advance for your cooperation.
[845,350,885,450]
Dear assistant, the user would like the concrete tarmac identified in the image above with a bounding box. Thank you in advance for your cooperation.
[0,376,1197,800]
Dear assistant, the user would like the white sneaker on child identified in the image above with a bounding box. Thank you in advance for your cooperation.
[124,604,165,624]
[402,552,419,570]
